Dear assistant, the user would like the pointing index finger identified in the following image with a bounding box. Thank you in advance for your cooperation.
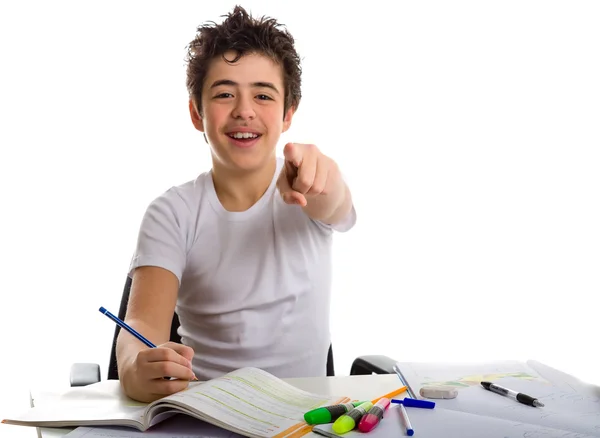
[283,143,304,167]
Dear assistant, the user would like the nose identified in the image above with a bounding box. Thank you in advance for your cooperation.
[232,94,256,121]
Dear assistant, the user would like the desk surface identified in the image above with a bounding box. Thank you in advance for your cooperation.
[21,374,400,438]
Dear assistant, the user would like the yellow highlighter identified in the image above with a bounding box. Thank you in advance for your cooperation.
[332,401,373,434]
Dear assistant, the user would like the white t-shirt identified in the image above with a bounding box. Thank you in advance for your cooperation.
[128,157,356,381]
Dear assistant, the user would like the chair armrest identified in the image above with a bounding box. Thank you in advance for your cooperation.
[70,363,101,386]
[350,355,397,375]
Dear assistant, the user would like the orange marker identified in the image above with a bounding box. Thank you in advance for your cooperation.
[371,386,407,404]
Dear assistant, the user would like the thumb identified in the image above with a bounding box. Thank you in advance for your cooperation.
[282,190,307,207]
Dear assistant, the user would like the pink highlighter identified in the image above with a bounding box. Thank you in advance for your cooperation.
[358,397,391,432]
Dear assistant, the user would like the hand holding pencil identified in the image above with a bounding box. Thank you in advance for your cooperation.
[99,307,198,403]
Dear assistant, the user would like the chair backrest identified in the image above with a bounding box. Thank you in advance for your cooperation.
[108,276,335,379]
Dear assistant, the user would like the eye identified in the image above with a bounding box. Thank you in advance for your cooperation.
[256,94,273,101]
[215,92,233,98]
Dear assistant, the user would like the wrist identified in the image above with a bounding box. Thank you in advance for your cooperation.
[311,180,350,222]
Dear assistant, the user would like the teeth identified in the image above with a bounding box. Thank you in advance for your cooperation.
[230,132,259,139]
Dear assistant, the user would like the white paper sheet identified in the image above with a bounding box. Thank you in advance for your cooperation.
[312,404,600,438]
[394,360,600,436]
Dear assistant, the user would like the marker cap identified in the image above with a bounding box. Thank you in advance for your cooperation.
[303,401,367,424]
[357,413,379,433]
[303,408,331,425]
[332,415,355,434]
[392,397,436,409]
[331,402,372,434]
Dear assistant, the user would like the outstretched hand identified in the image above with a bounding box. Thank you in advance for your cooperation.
[276,143,341,207]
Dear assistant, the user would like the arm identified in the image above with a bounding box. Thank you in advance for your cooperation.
[117,266,196,402]
[119,189,196,402]
[277,143,354,226]
[118,267,176,357]
[302,173,352,225]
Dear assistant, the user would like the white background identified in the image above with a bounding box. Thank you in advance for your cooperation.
[1,1,599,434]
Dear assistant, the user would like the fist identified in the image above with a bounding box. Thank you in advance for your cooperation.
[276,143,340,207]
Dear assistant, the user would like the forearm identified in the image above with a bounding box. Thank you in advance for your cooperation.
[117,266,179,375]
[116,319,168,376]
[303,178,353,225]
[277,144,355,224]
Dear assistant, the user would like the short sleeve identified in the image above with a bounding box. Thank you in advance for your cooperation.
[330,203,357,232]
[313,203,357,233]
[128,189,190,284]
[312,170,357,233]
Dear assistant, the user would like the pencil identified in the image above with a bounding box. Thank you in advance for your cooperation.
[99,306,156,348]
[98,306,198,381]
[371,386,408,404]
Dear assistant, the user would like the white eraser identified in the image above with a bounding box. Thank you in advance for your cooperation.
[419,386,458,399]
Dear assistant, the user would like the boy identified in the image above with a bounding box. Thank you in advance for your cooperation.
[117,5,356,402]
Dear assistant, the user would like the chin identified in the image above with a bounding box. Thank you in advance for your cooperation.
[223,151,275,172]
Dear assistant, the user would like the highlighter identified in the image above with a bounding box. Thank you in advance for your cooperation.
[332,401,373,434]
[304,401,368,425]
[358,397,390,432]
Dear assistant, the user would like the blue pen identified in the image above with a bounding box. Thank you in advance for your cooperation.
[99,306,156,348]
[398,403,414,436]
[392,397,436,409]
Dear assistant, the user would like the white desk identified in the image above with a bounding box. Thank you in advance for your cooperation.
[6,361,599,438]
[24,374,400,437]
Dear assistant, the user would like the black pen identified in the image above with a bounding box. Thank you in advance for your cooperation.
[481,381,544,407]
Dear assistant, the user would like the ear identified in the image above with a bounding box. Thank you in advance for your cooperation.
[189,99,204,132]
[281,106,296,133]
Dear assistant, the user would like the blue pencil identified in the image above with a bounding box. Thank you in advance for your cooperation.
[98,306,156,348]
[99,306,198,381]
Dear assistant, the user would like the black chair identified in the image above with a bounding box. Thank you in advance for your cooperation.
[70,277,398,386]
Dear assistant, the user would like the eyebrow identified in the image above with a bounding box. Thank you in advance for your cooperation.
[210,79,280,94]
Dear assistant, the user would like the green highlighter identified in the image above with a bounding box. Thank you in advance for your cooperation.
[332,401,373,434]
[304,401,368,425]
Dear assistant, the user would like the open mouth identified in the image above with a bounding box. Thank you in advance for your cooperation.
[227,132,262,141]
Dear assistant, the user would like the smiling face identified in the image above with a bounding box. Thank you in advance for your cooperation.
[189,51,295,174]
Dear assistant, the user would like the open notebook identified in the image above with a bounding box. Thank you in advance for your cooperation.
[314,360,600,437]
[2,367,349,438]
[315,359,599,438]
[313,403,600,438]
[64,414,247,438]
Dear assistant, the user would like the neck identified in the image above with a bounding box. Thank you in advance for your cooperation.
[211,156,277,212]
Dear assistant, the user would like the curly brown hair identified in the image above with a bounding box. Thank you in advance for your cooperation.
[185,5,302,118]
